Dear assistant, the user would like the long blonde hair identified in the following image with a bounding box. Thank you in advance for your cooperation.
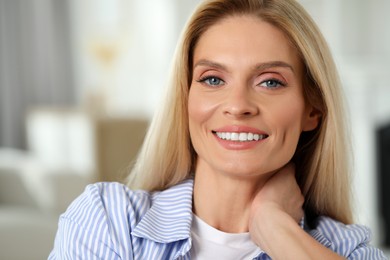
[127,0,353,224]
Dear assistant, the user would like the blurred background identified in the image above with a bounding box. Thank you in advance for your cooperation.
[0,0,389,259]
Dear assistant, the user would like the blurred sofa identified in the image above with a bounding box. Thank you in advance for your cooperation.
[0,149,93,259]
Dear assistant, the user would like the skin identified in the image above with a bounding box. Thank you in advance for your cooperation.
[188,15,343,259]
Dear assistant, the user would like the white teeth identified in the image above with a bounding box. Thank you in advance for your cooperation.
[239,133,247,141]
[215,132,267,142]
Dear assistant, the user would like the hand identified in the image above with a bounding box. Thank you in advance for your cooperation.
[250,162,304,223]
[249,162,304,247]
[248,163,344,260]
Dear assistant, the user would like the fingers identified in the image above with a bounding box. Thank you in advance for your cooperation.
[253,161,304,224]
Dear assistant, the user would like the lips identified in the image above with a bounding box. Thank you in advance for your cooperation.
[211,126,269,142]
[214,131,268,141]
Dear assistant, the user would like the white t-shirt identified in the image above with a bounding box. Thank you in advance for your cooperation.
[190,214,262,259]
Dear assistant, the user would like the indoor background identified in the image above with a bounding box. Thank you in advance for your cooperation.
[0,0,389,259]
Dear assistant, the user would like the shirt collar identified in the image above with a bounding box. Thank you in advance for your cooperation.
[131,178,194,244]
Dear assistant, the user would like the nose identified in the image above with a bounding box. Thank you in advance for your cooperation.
[223,85,259,118]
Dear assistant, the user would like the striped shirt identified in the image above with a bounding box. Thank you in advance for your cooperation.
[49,179,387,259]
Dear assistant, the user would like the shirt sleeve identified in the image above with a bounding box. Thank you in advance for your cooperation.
[309,216,387,259]
[48,182,136,260]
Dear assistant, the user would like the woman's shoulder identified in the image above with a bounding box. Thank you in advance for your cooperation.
[80,178,195,207]
[48,182,153,258]
[62,182,153,222]
[50,179,194,259]
[61,179,194,226]
[307,216,387,259]
[82,181,152,206]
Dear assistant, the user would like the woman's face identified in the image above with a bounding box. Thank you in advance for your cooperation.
[188,15,319,177]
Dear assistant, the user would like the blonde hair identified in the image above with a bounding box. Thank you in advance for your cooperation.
[127,0,353,224]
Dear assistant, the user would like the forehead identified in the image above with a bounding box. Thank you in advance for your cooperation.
[193,15,302,73]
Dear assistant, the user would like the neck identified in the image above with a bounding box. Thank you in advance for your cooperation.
[193,163,272,233]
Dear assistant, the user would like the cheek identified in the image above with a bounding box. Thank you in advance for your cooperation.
[267,96,307,142]
[188,89,210,145]
[266,99,306,164]
[188,88,218,127]
[188,91,202,133]
[188,89,217,156]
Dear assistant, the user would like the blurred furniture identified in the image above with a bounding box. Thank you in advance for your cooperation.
[27,108,148,182]
[94,116,148,182]
[0,108,148,260]
[0,149,92,260]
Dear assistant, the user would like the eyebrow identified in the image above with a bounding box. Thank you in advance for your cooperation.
[254,61,295,73]
[193,59,295,73]
[193,59,229,71]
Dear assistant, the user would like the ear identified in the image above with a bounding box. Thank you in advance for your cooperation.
[302,106,321,132]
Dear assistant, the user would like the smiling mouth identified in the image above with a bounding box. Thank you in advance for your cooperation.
[212,131,268,142]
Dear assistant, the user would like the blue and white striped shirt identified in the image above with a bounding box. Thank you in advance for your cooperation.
[49,179,387,259]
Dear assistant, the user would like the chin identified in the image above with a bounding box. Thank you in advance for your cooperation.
[219,164,274,179]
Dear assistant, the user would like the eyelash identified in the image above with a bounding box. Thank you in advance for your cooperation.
[258,78,286,89]
[196,76,287,89]
[197,76,225,86]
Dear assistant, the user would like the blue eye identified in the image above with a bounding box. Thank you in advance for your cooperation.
[259,79,285,89]
[198,76,225,86]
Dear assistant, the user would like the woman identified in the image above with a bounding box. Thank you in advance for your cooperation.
[50,0,387,259]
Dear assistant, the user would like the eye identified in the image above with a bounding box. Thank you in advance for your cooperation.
[259,79,286,89]
[197,76,225,87]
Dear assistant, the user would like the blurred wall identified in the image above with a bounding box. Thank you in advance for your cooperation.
[67,0,200,117]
